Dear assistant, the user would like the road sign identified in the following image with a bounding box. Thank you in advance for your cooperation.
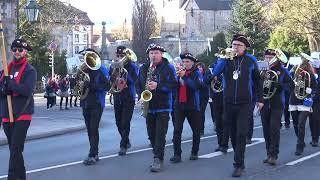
[48,41,58,52]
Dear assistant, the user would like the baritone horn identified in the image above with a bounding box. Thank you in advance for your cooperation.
[215,48,237,60]
[74,50,101,100]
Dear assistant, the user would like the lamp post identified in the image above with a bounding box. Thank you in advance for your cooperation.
[16,0,41,38]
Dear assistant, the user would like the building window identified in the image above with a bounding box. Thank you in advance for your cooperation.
[75,46,79,54]
[191,8,194,17]
[83,34,87,42]
[75,34,79,43]
[182,28,185,33]
[1,3,7,10]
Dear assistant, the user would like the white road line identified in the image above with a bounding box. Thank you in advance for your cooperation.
[199,138,265,158]
[0,125,263,179]
[286,151,320,166]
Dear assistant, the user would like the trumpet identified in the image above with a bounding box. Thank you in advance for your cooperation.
[215,48,237,60]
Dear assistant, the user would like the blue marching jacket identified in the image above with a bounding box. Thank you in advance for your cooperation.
[210,53,263,105]
[137,58,177,113]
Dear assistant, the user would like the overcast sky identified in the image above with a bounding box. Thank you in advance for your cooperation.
[66,0,162,31]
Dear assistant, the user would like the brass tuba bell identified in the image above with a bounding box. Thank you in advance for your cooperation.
[215,48,237,60]
[293,53,312,100]
[74,50,101,100]
[109,48,137,94]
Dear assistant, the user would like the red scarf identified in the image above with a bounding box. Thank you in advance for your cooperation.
[0,57,28,96]
[179,69,192,103]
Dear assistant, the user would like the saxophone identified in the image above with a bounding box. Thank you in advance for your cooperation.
[141,62,156,118]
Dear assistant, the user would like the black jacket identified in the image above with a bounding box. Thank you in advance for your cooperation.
[175,67,203,111]
[137,58,177,112]
[262,63,294,109]
[0,63,37,119]
[210,53,263,105]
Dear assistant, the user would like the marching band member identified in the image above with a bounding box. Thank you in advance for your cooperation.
[80,48,111,165]
[260,49,294,165]
[110,46,138,156]
[309,57,320,147]
[281,51,292,129]
[0,39,37,180]
[170,53,203,163]
[289,53,317,156]
[196,62,209,136]
[206,61,228,153]
[138,43,177,172]
[209,34,263,177]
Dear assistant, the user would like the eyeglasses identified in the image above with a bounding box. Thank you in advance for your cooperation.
[116,54,125,58]
[12,48,24,53]
[232,43,245,47]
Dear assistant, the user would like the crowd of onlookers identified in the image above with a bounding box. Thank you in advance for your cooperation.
[42,74,78,110]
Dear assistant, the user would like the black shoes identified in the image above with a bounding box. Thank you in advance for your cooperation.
[232,167,244,177]
[246,138,252,144]
[118,147,127,156]
[150,158,163,172]
[189,153,198,160]
[268,157,277,166]
[310,141,319,147]
[170,155,182,163]
[263,156,271,163]
[295,144,304,156]
[83,155,99,165]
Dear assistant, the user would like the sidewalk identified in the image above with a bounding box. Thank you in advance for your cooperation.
[0,94,86,145]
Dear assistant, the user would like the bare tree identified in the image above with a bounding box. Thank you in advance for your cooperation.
[132,0,158,62]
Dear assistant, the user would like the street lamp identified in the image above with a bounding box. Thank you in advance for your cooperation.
[16,0,41,38]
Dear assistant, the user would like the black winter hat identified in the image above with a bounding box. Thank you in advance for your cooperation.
[11,38,32,51]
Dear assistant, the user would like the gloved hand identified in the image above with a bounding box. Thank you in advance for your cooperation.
[306,87,312,94]
[1,76,12,95]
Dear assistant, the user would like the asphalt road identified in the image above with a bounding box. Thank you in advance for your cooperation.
[0,97,320,180]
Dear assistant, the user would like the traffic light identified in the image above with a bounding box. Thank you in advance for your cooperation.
[48,54,53,67]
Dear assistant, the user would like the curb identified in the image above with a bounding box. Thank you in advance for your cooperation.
[0,124,86,146]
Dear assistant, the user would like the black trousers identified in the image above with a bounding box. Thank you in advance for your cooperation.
[60,97,69,108]
[209,101,215,123]
[212,103,225,147]
[3,121,30,180]
[173,109,201,156]
[309,102,320,142]
[291,110,311,147]
[146,112,169,161]
[284,93,291,126]
[261,107,283,158]
[70,95,78,107]
[46,97,55,108]
[83,106,103,157]
[247,103,255,140]
[114,99,135,148]
[200,98,208,132]
[224,103,251,169]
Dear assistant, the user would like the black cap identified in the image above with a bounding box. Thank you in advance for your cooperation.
[180,52,198,62]
[11,38,32,51]
[78,48,100,57]
[232,34,251,47]
[116,46,126,55]
[264,49,276,56]
[146,43,166,54]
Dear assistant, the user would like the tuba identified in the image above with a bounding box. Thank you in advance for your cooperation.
[215,48,237,60]
[74,51,101,100]
[293,53,312,100]
[261,49,287,99]
[109,48,137,94]
[141,62,156,118]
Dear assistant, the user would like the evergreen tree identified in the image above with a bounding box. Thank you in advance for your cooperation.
[227,0,270,59]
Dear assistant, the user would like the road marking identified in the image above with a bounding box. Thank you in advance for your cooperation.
[286,151,320,166]
[199,138,265,158]
[0,125,263,179]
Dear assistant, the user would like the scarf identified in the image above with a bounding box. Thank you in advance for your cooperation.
[179,69,192,103]
[0,56,28,96]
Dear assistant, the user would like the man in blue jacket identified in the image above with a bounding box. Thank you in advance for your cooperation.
[138,43,177,172]
[80,48,111,165]
[170,53,203,163]
[110,46,138,156]
[209,34,264,177]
